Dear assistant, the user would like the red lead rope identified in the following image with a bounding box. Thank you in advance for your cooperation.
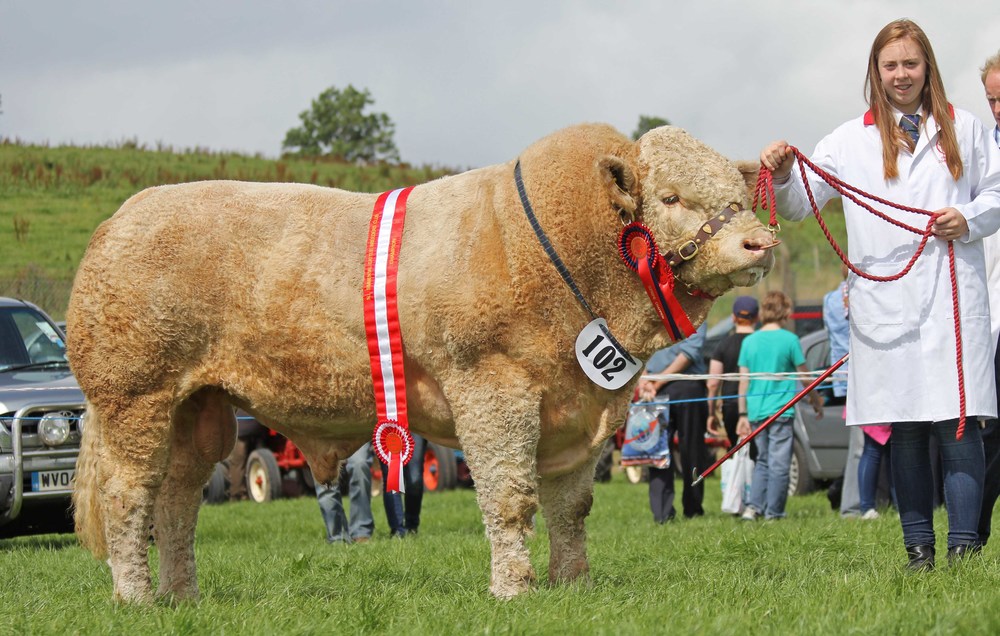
[754,148,967,439]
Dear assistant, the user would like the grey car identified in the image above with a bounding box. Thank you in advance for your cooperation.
[0,298,85,537]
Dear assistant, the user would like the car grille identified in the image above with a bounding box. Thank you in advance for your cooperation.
[2,405,85,450]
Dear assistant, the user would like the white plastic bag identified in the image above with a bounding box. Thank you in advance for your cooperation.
[721,442,753,514]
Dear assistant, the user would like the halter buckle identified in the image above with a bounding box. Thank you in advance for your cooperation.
[677,240,699,261]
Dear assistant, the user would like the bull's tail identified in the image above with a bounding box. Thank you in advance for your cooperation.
[72,401,107,559]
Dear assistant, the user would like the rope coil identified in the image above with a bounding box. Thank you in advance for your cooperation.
[754,149,967,439]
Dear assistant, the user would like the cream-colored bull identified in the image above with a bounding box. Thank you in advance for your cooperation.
[68,124,775,603]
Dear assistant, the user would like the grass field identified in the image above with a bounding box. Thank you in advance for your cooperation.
[1,474,997,635]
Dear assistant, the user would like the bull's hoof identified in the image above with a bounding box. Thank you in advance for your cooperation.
[550,558,590,584]
[489,564,537,600]
[112,586,154,605]
[156,586,200,607]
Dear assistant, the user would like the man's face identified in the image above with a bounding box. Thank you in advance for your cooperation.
[985,69,1000,130]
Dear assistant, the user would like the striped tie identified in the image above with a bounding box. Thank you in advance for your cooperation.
[900,113,921,149]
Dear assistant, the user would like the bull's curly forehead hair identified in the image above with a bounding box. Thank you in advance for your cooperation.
[982,49,1000,84]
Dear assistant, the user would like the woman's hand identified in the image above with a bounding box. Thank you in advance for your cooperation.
[736,416,751,437]
[760,140,795,180]
[810,392,824,418]
[637,379,657,401]
[707,413,722,436]
[932,207,969,241]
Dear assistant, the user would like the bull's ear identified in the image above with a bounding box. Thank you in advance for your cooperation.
[597,156,637,217]
[735,160,761,203]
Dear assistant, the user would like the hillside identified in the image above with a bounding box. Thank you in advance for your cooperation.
[0,140,847,320]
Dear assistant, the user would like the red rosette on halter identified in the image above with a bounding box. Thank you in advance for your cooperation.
[373,420,414,493]
[618,222,695,342]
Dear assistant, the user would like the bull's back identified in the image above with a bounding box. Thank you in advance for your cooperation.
[67,181,377,403]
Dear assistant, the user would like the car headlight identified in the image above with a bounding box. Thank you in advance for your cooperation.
[39,411,73,446]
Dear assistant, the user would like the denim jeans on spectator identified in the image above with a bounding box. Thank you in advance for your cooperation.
[891,419,984,549]
[747,415,794,519]
[858,433,893,513]
[315,443,374,543]
[381,433,426,536]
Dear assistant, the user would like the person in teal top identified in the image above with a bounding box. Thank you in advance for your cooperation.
[736,291,823,520]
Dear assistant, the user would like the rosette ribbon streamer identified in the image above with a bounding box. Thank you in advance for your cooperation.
[363,187,416,492]
[618,223,696,342]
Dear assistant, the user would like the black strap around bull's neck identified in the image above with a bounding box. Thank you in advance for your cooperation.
[514,160,637,365]
[514,160,597,320]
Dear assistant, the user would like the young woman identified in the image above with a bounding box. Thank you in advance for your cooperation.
[736,291,823,521]
[760,19,1000,569]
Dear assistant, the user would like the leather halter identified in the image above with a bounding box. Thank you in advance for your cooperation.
[661,203,741,270]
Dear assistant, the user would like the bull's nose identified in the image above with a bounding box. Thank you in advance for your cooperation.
[744,237,781,253]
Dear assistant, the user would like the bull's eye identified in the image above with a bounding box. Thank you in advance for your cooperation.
[662,195,680,205]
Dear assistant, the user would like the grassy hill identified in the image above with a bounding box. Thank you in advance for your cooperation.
[0,140,847,320]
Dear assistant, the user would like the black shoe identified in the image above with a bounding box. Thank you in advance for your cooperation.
[947,543,981,565]
[906,545,935,571]
[655,511,676,524]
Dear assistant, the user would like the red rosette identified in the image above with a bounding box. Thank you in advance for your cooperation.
[373,421,414,493]
[373,420,414,465]
[618,222,660,273]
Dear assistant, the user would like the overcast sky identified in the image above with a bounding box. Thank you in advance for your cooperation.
[2,1,998,170]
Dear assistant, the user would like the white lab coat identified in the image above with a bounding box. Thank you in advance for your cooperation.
[775,107,1000,426]
[983,126,1000,349]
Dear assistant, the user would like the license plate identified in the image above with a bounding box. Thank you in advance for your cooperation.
[31,469,74,492]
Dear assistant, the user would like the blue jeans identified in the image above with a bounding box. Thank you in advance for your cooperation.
[315,443,374,543]
[858,432,893,513]
[380,433,426,536]
[891,420,984,549]
[747,415,793,519]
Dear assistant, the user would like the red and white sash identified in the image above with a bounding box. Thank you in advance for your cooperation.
[363,186,416,493]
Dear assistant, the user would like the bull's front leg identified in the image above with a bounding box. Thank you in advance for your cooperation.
[446,363,540,599]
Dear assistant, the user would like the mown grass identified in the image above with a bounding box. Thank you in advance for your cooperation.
[1,476,997,635]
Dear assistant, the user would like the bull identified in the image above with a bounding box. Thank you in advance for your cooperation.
[67,123,775,602]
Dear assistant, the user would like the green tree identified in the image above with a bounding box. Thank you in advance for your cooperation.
[282,85,399,163]
[631,115,671,141]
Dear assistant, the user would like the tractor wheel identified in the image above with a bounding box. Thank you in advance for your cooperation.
[246,448,282,503]
[203,463,229,504]
[423,443,458,491]
[301,464,315,491]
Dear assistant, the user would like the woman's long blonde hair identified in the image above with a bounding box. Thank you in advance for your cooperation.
[864,19,962,181]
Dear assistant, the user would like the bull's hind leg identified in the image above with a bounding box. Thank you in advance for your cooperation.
[538,453,599,586]
[98,398,173,603]
[447,362,540,599]
[153,388,236,603]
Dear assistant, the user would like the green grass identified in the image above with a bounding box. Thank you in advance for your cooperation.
[1,476,997,635]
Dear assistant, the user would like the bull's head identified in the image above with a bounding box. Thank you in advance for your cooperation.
[604,126,777,300]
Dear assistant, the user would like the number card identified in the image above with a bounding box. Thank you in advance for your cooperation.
[574,318,643,390]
